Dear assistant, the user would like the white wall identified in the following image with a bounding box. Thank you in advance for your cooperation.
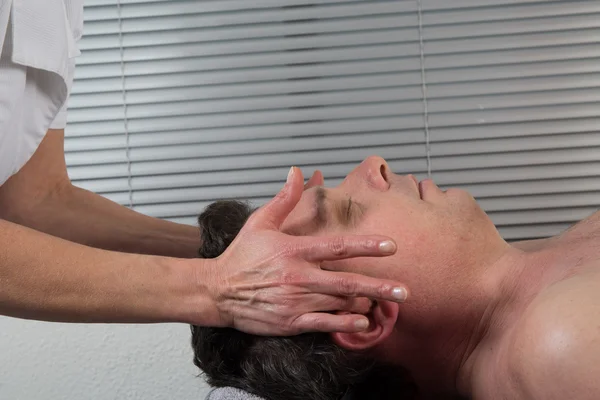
[0,318,211,400]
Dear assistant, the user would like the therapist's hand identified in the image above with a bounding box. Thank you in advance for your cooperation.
[205,167,408,336]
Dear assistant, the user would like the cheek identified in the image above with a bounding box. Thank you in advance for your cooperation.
[333,258,400,282]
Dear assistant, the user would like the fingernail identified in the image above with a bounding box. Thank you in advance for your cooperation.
[287,166,295,183]
[379,240,396,254]
[392,287,408,302]
[354,318,369,330]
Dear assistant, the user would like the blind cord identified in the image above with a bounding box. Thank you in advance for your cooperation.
[417,0,432,178]
[116,0,134,209]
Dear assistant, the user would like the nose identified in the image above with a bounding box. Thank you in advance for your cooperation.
[352,155,391,190]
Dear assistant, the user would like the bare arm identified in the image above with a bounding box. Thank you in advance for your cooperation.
[0,129,199,257]
[0,217,209,324]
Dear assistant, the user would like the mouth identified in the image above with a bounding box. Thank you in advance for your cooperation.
[407,174,421,199]
[418,178,443,200]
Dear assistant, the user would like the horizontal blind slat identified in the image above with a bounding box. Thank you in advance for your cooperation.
[80,26,418,51]
[66,115,424,139]
[77,43,420,67]
[128,147,427,179]
[430,117,600,142]
[66,132,424,164]
[423,1,600,25]
[433,147,600,171]
[84,2,417,24]
[456,177,600,199]
[433,132,600,156]
[481,193,600,212]
[67,104,426,135]
[69,73,600,109]
[73,59,420,85]
[434,162,600,186]
[69,73,419,107]
[86,0,371,12]
[428,103,599,128]
[425,43,600,70]
[67,87,423,122]
[423,13,600,39]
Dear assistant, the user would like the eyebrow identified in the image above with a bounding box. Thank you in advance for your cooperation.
[315,186,328,230]
[314,186,351,229]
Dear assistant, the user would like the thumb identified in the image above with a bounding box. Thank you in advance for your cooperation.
[250,166,304,229]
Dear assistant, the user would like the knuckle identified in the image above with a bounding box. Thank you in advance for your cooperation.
[377,283,391,299]
[338,278,358,296]
[278,244,299,259]
[279,295,296,309]
[328,237,348,257]
[383,284,392,298]
[275,185,292,201]
[283,316,301,335]
[351,297,370,313]
[338,297,354,311]
[310,316,326,332]
[244,212,261,228]
[279,269,303,286]
[279,320,295,335]
[364,238,378,250]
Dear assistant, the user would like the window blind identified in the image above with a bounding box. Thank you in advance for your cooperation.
[65,0,600,241]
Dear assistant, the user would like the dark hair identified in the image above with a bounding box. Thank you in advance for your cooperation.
[191,200,416,400]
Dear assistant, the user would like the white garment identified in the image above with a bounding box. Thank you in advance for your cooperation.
[0,0,82,185]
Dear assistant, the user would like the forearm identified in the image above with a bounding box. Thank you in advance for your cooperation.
[0,218,215,324]
[0,129,199,257]
[5,182,200,258]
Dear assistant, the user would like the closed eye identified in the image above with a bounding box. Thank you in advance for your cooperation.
[346,197,353,222]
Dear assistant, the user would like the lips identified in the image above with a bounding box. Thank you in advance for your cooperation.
[407,174,421,199]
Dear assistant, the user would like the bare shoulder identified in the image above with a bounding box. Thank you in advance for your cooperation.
[505,265,600,400]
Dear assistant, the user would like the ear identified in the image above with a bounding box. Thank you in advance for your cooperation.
[332,300,399,351]
[304,170,324,190]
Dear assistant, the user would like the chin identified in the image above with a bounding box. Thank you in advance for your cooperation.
[445,187,479,207]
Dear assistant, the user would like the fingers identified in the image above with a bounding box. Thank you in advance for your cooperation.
[297,235,397,262]
[290,312,371,334]
[343,297,372,314]
[305,269,408,303]
[304,170,324,190]
[300,293,372,314]
[247,166,304,229]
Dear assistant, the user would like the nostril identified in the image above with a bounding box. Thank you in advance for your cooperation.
[380,164,388,183]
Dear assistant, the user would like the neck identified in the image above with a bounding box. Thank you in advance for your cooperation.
[382,241,554,399]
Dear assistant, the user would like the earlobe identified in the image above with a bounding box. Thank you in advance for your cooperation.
[332,301,399,351]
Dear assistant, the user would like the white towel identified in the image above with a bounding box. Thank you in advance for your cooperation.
[205,387,266,400]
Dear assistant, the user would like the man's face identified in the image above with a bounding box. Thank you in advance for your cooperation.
[282,156,503,296]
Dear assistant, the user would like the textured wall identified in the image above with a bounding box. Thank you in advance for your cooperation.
[0,318,212,400]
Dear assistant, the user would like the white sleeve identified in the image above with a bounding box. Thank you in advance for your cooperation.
[49,56,76,130]
[49,97,69,129]
[50,0,82,130]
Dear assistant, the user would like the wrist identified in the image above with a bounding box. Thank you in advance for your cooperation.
[167,257,224,327]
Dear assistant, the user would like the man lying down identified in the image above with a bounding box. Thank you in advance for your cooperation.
[191,156,600,400]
